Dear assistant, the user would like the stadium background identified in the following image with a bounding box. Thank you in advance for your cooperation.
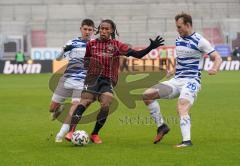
[0,0,239,61]
[0,0,240,165]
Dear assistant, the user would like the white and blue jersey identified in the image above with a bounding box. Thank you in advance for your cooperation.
[175,32,215,84]
[52,37,90,103]
[62,37,87,82]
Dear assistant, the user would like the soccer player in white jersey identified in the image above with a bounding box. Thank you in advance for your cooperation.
[142,12,222,147]
[49,19,95,142]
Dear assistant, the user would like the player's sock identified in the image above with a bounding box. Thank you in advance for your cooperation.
[148,100,164,127]
[69,104,86,132]
[92,107,109,135]
[57,123,70,137]
[180,114,191,141]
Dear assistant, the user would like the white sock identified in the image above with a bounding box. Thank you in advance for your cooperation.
[57,124,70,137]
[147,100,164,127]
[180,115,191,141]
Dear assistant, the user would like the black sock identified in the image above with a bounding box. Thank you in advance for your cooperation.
[92,107,109,135]
[70,104,86,132]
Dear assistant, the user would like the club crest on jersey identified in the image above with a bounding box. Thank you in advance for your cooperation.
[186,41,191,48]
[107,45,115,52]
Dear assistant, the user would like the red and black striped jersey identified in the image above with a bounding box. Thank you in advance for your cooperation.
[84,38,129,86]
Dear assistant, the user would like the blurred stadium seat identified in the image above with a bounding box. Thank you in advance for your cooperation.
[0,0,239,59]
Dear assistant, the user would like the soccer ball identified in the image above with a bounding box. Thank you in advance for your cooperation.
[71,130,90,146]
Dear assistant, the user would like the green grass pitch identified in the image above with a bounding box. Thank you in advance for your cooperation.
[0,72,240,165]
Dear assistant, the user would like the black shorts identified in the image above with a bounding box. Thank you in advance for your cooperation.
[83,76,113,94]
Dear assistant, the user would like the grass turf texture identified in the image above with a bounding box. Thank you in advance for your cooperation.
[0,72,240,165]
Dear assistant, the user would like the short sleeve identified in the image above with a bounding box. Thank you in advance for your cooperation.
[117,41,130,55]
[198,37,215,55]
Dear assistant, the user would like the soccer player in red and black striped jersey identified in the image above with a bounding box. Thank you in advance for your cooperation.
[65,19,164,144]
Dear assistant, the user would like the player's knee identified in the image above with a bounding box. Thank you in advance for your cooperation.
[99,94,113,108]
[100,101,111,108]
[71,101,80,108]
[177,100,186,112]
[71,99,80,105]
[49,102,60,112]
[142,89,151,101]
[142,89,156,105]
[177,99,191,116]
[80,99,93,108]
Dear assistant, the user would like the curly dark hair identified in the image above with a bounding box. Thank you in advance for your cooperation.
[96,19,119,39]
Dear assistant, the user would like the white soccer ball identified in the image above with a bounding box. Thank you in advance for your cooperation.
[71,130,90,146]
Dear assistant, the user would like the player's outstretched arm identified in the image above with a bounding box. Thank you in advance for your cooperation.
[56,45,74,61]
[208,51,222,75]
[126,36,164,59]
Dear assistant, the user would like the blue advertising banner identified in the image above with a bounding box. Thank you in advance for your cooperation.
[214,45,231,57]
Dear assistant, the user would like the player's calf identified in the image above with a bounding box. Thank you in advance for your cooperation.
[49,101,65,121]
[177,99,192,147]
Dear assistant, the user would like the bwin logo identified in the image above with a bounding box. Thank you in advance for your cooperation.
[3,61,42,74]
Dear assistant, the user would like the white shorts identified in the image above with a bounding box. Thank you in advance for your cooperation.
[160,78,201,104]
[51,77,84,103]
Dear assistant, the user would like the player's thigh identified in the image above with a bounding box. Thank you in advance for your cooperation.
[143,82,176,100]
[154,79,180,99]
[179,80,200,105]
[51,93,66,104]
[52,79,72,103]
[79,91,96,107]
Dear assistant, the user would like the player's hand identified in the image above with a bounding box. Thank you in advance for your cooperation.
[149,36,164,49]
[63,45,73,52]
[208,68,218,75]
